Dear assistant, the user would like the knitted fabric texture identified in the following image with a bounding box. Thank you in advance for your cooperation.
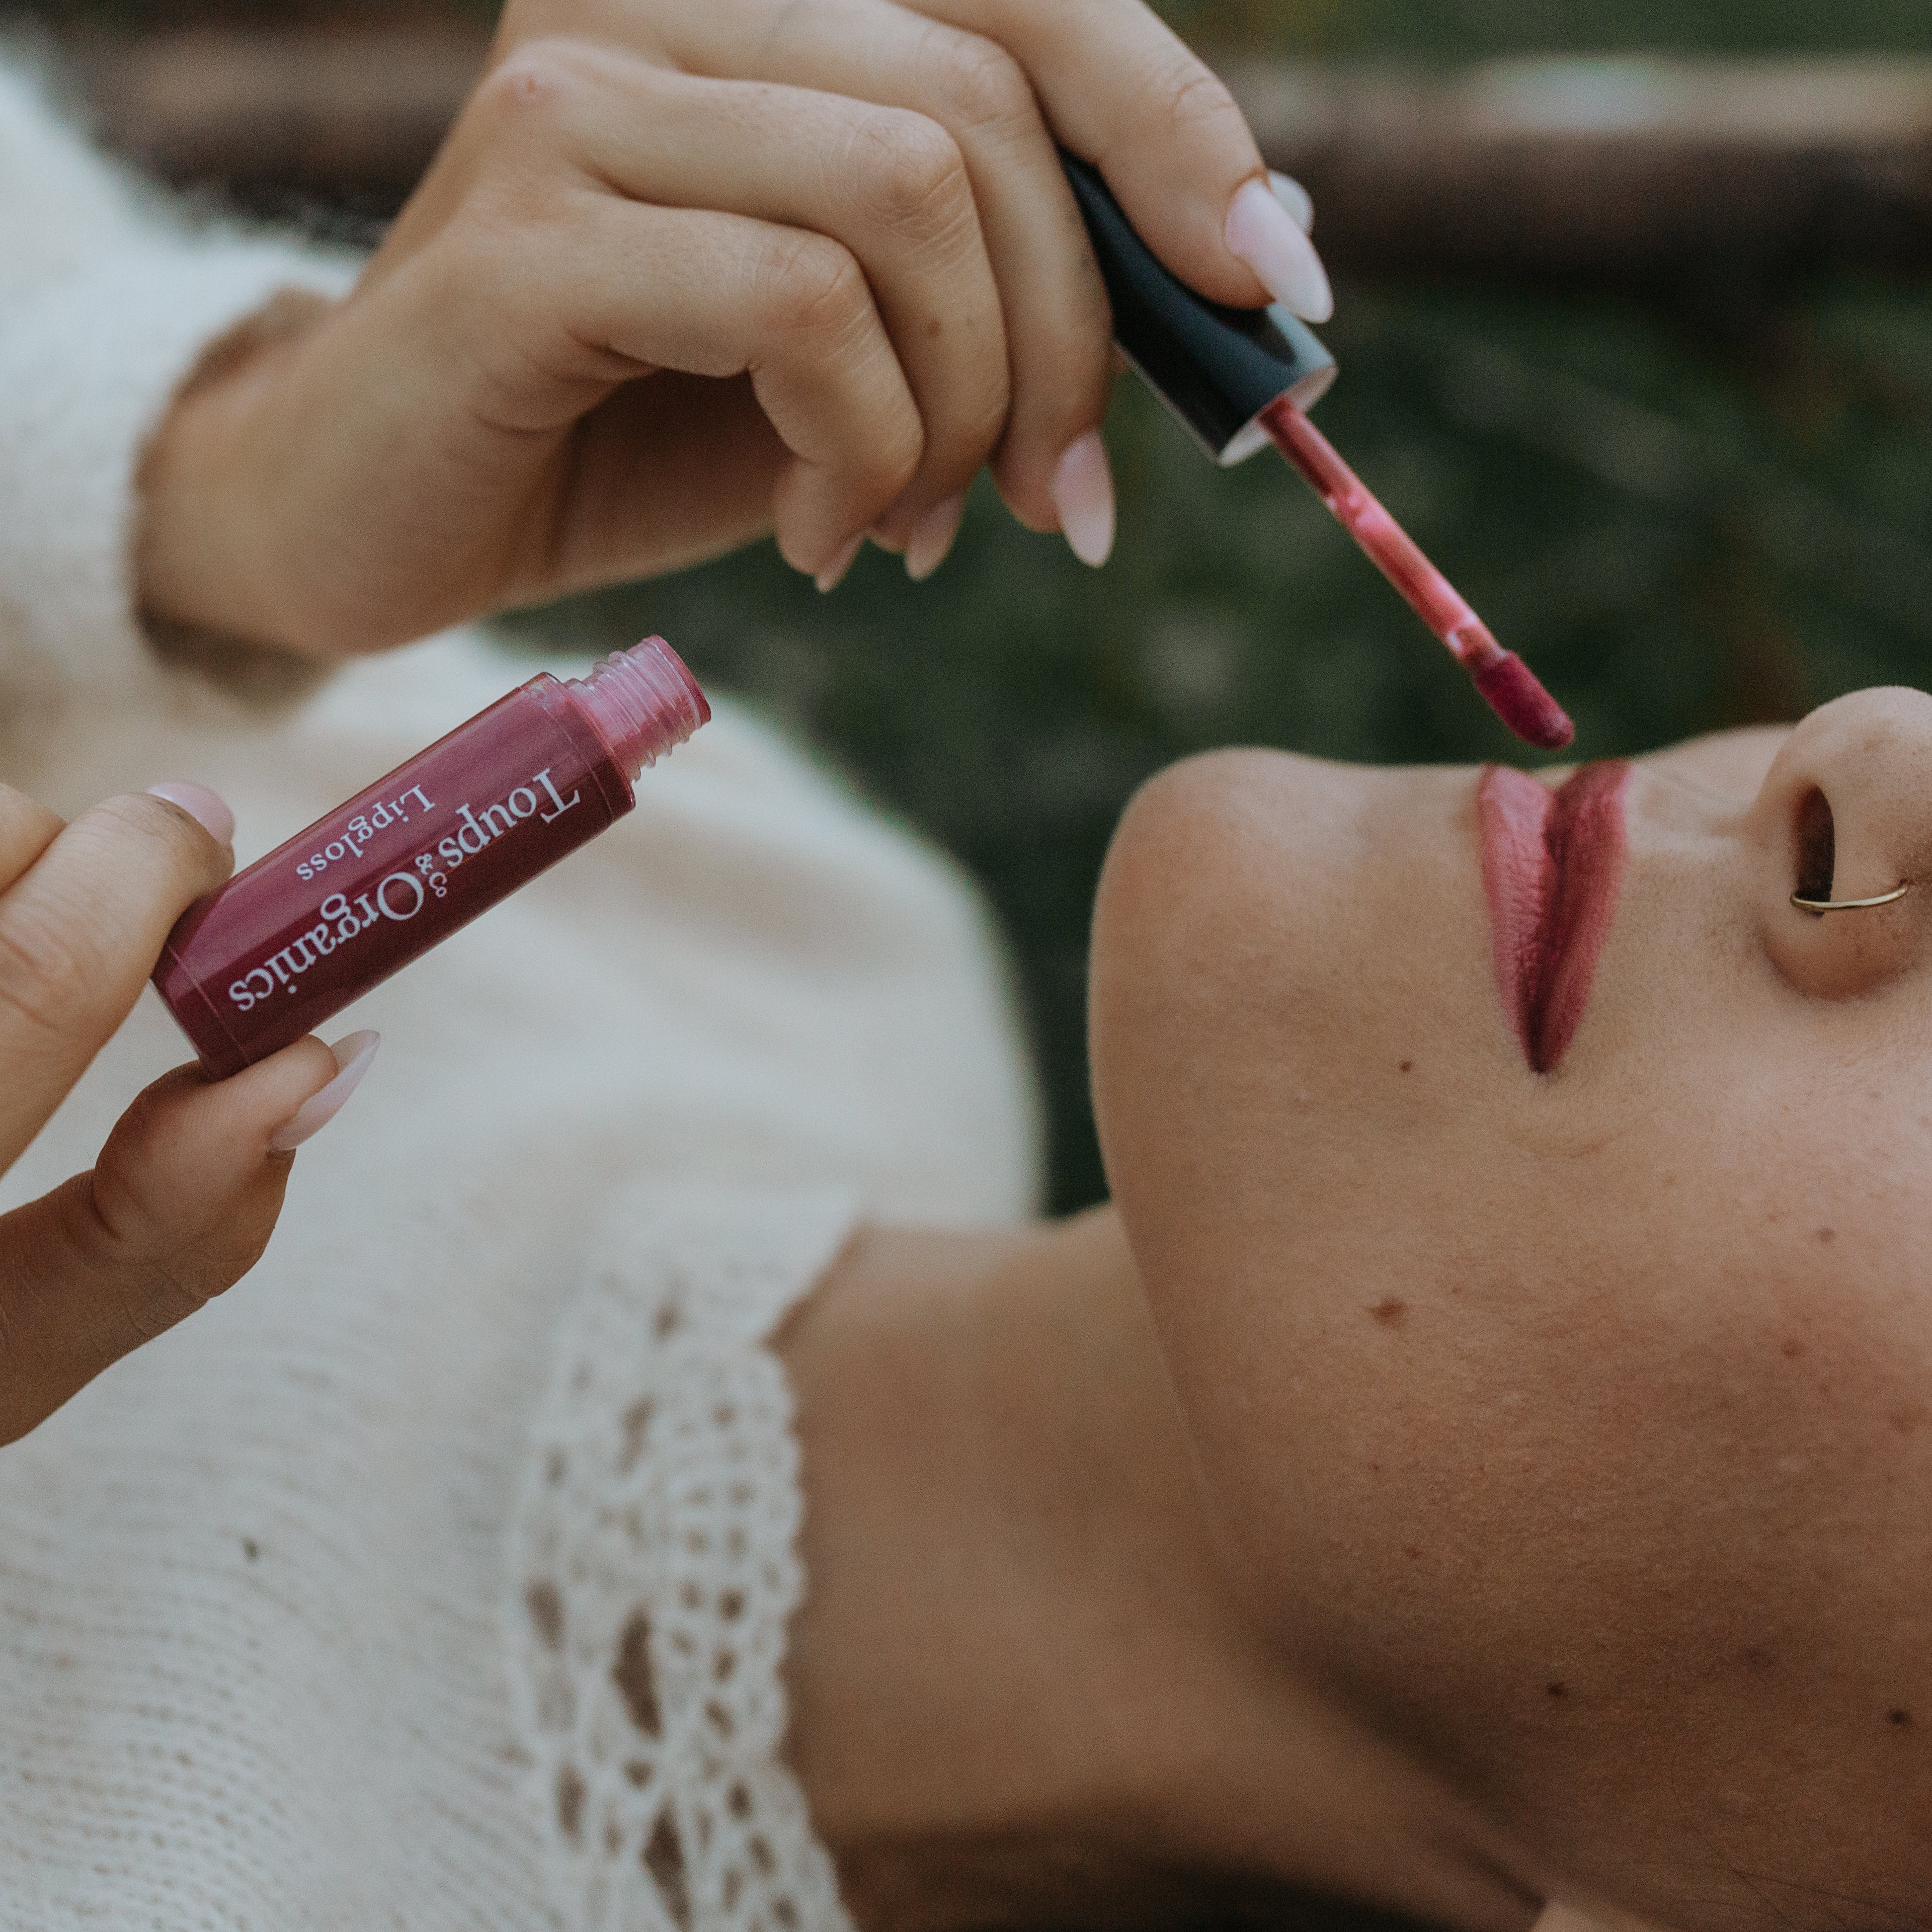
[0,60,1039,1929]
[0,65,353,710]
[512,1189,861,1932]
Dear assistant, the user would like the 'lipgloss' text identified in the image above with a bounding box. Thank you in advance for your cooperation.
[228,767,580,1010]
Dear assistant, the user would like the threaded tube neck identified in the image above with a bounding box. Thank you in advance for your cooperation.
[568,637,710,779]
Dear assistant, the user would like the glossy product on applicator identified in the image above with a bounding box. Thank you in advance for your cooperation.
[154,638,709,1079]
[1059,152,1573,752]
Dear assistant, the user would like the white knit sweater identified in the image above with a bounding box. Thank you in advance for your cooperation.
[0,64,1041,1929]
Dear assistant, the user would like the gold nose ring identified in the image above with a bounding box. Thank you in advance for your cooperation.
[1791,882,1912,915]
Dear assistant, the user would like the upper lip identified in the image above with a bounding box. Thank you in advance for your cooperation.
[1477,760,1634,1073]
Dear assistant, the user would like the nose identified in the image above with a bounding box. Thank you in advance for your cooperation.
[1747,687,1932,999]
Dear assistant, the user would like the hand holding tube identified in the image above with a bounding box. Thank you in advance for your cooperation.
[135,0,1332,654]
[0,781,369,1447]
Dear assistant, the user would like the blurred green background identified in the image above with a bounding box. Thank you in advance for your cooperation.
[40,0,1932,1213]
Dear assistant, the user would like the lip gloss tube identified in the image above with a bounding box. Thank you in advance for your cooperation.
[154,636,709,1079]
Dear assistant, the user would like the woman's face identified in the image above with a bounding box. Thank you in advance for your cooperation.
[1090,688,1932,1930]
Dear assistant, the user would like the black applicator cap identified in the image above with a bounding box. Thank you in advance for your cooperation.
[1060,149,1336,466]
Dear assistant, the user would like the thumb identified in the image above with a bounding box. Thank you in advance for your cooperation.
[0,1030,379,1446]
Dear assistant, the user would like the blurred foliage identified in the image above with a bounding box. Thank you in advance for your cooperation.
[29,0,1932,1211]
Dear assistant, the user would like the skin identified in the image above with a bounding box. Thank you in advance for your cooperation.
[781,697,1932,1932]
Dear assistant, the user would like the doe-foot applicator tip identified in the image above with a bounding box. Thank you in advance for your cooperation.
[1470,651,1575,752]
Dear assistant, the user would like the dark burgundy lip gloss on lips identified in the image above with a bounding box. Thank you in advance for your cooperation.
[154,637,709,1079]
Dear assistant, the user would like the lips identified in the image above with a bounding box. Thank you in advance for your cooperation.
[1477,760,1633,1074]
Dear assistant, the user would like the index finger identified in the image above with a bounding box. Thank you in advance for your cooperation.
[0,789,233,1173]
[906,0,1291,311]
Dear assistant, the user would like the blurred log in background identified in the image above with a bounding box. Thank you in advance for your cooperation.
[30,20,1932,292]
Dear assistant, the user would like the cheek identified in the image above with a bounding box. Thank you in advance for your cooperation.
[1174,1071,1932,1834]
[1092,759,1499,1330]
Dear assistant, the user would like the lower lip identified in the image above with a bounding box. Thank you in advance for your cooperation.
[1477,760,1632,1074]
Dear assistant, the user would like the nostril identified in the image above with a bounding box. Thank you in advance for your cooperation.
[1795,787,1835,904]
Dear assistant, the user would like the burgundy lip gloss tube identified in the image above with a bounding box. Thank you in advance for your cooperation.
[154,636,709,1079]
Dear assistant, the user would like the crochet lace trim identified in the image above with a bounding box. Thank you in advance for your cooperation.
[509,1186,860,1932]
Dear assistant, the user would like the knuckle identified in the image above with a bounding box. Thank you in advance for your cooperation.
[925,29,1036,139]
[847,110,973,249]
[471,36,598,132]
[91,791,208,871]
[112,1269,195,1353]
[1140,49,1243,137]
[461,164,580,275]
[80,1145,165,1278]
[0,899,96,1043]
[761,232,872,344]
[63,1183,200,1354]
[72,1094,262,1356]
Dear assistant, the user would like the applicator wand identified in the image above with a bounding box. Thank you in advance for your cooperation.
[1059,152,1573,752]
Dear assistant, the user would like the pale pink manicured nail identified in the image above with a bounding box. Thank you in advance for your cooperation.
[814,535,863,594]
[269,1030,380,1154]
[1268,169,1314,235]
[1050,432,1115,570]
[147,781,234,847]
[904,495,967,583]
[1225,176,1332,323]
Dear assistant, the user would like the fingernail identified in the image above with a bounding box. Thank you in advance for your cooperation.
[147,781,234,847]
[904,495,967,583]
[1225,176,1332,323]
[815,535,863,595]
[269,1030,380,1154]
[1050,432,1115,570]
[1268,169,1314,235]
